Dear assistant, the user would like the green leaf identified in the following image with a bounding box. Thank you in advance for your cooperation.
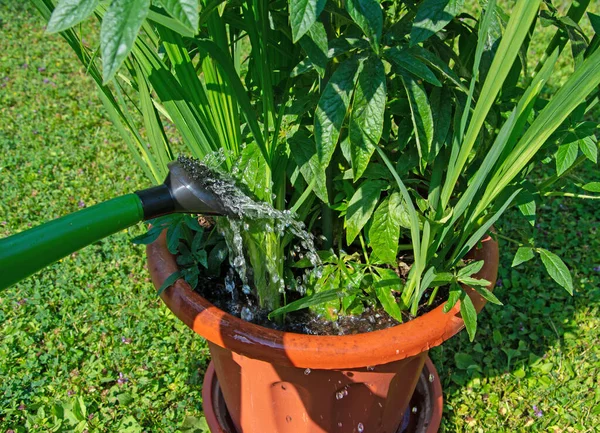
[345,0,383,51]
[289,0,327,43]
[131,227,164,245]
[314,56,360,191]
[299,21,329,77]
[556,140,579,175]
[207,241,228,275]
[180,415,209,433]
[288,129,328,202]
[166,222,182,254]
[345,180,386,245]
[376,286,403,322]
[349,56,387,180]
[158,0,199,32]
[460,292,478,342]
[443,282,461,313]
[512,247,534,267]
[457,260,484,278]
[538,249,573,295]
[582,182,600,192]
[468,284,502,306]
[410,0,464,46]
[399,72,434,161]
[579,135,598,163]
[46,0,98,33]
[518,197,536,227]
[369,193,402,264]
[101,0,150,83]
[385,48,441,87]
[458,276,492,288]
[454,352,476,370]
[157,271,182,295]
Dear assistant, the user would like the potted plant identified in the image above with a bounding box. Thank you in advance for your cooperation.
[24,0,600,431]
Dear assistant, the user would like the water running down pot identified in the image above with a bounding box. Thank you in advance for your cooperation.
[148,232,499,433]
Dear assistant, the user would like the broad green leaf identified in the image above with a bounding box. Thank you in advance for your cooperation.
[157,271,182,295]
[314,56,360,188]
[288,129,328,202]
[376,286,403,322]
[458,260,484,278]
[101,0,150,83]
[349,56,386,180]
[410,0,464,46]
[443,282,461,313]
[455,352,476,370]
[582,182,600,192]
[385,48,441,87]
[46,0,98,33]
[556,140,579,175]
[345,180,386,245]
[467,284,502,306]
[512,247,534,267]
[579,135,598,163]
[158,0,199,32]
[131,226,164,245]
[345,0,383,51]
[399,72,434,161]
[460,292,478,341]
[458,276,492,287]
[299,21,329,77]
[518,197,536,227]
[166,221,182,254]
[289,0,327,43]
[539,248,573,295]
[236,142,270,201]
[369,193,402,264]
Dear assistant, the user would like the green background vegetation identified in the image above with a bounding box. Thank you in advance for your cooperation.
[0,1,599,431]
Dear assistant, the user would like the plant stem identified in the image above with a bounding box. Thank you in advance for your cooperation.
[543,192,600,200]
[494,232,524,246]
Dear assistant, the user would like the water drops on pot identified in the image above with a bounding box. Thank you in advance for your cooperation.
[304,368,311,375]
[357,422,364,432]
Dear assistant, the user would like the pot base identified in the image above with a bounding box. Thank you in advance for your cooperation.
[202,357,443,433]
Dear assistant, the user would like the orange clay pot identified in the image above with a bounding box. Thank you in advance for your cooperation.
[147,234,498,433]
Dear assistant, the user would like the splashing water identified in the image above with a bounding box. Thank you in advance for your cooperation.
[178,155,320,297]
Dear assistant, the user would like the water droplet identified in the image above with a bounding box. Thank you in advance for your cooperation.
[304,368,311,375]
[286,415,292,423]
[367,366,375,371]
[357,422,364,432]
[412,407,418,413]
[336,391,344,400]
[241,307,254,322]
[428,374,435,383]
[338,422,343,427]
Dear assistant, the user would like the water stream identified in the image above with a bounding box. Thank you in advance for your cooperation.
[178,155,320,300]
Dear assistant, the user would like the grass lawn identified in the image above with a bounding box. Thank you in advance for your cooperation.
[1,2,599,432]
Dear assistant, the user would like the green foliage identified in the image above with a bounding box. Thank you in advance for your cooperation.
[25,0,600,335]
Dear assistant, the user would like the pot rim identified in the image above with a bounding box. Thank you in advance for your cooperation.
[147,233,498,369]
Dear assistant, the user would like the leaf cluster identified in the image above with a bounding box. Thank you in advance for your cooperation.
[32,0,600,337]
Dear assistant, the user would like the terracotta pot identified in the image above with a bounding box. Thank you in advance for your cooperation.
[201,357,443,433]
[147,234,498,433]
